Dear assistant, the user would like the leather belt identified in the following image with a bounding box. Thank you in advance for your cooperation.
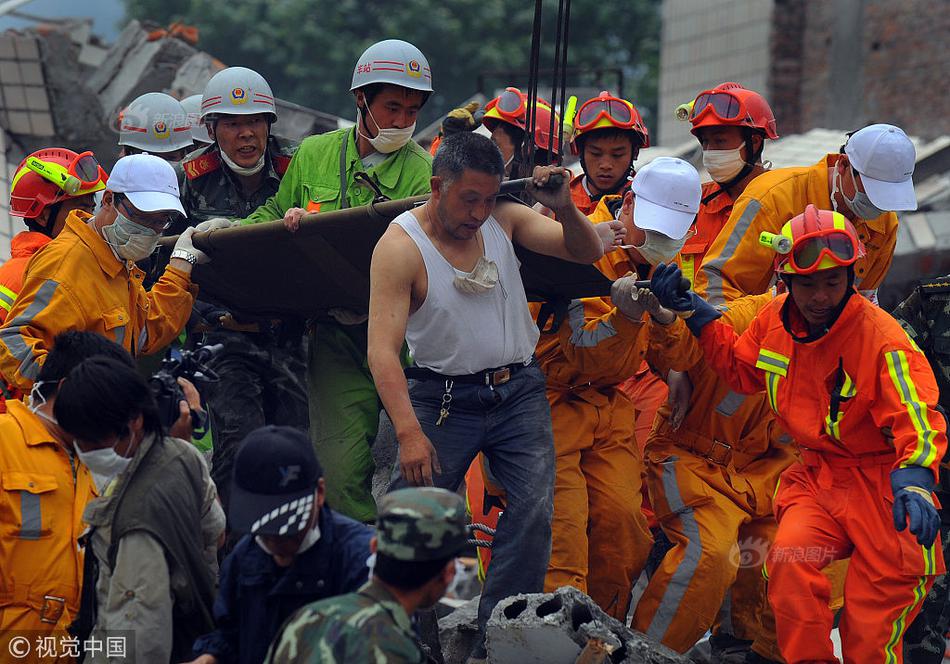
[405,361,530,387]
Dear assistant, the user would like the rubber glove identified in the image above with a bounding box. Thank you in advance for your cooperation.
[650,263,721,335]
[441,101,482,135]
[193,217,235,232]
[891,466,940,547]
[173,227,210,264]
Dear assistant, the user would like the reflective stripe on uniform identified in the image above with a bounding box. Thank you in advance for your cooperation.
[701,200,761,306]
[714,390,746,417]
[755,349,790,377]
[137,325,149,354]
[0,279,59,381]
[885,350,939,468]
[765,372,781,414]
[0,284,16,312]
[883,575,928,664]
[567,299,617,348]
[113,325,126,350]
[646,460,704,642]
[680,255,695,288]
[19,491,41,540]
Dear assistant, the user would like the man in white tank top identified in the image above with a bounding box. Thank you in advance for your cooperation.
[367,132,622,660]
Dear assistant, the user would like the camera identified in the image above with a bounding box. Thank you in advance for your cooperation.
[149,343,222,432]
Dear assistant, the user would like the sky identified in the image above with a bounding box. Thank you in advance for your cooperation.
[0,0,125,41]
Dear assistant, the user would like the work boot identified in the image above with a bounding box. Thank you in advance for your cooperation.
[708,633,753,664]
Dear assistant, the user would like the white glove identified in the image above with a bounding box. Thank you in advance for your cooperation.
[610,274,647,321]
[328,308,369,325]
[194,217,235,232]
[173,227,211,264]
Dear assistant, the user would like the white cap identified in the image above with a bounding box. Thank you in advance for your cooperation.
[844,123,917,211]
[107,154,185,214]
[631,157,701,239]
[181,94,213,145]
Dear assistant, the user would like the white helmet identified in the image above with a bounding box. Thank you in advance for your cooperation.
[180,94,213,145]
[350,39,432,93]
[200,66,277,122]
[119,92,193,153]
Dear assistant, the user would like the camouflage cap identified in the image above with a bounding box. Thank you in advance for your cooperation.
[376,488,468,562]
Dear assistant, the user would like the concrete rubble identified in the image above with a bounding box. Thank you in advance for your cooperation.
[438,586,688,664]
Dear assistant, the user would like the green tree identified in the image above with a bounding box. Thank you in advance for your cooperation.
[123,0,660,132]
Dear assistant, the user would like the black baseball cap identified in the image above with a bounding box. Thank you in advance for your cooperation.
[229,426,323,536]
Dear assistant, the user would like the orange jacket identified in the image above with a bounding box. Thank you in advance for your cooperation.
[647,293,777,460]
[0,231,52,324]
[695,154,898,305]
[532,195,647,389]
[677,182,734,287]
[0,211,196,390]
[698,291,947,480]
[569,173,631,218]
[0,400,96,630]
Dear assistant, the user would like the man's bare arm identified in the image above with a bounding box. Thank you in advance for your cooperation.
[367,227,441,486]
[495,166,609,264]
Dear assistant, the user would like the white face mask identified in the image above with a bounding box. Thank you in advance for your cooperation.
[255,521,322,558]
[101,212,161,262]
[702,146,746,183]
[220,148,266,176]
[73,439,132,491]
[635,229,687,265]
[453,255,499,294]
[28,380,50,413]
[358,106,415,154]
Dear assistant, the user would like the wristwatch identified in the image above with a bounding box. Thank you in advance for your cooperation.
[170,249,198,265]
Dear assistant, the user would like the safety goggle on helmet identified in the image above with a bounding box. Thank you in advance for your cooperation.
[572,90,650,148]
[10,149,108,219]
[760,204,865,275]
[688,82,779,140]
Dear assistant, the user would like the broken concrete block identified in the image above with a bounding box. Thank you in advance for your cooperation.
[439,596,481,664]
[486,586,687,664]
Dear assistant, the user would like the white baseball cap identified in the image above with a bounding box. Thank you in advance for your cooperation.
[844,123,917,211]
[107,154,185,214]
[631,157,701,239]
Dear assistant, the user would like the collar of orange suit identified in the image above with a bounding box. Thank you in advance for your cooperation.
[63,209,127,279]
[780,284,859,344]
[5,399,58,448]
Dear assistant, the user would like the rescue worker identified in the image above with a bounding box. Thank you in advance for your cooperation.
[480,87,561,175]
[893,281,950,663]
[0,332,136,663]
[56,355,224,664]
[650,205,947,663]
[367,132,610,660]
[180,93,214,151]
[0,154,211,391]
[695,122,917,306]
[265,487,468,664]
[118,91,194,162]
[569,90,650,215]
[2,149,106,323]
[631,84,788,663]
[239,39,435,522]
[177,66,307,516]
[540,157,701,621]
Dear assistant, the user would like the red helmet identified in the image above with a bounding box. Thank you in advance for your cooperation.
[483,87,562,155]
[9,148,107,221]
[765,204,866,275]
[689,82,778,140]
[571,91,649,152]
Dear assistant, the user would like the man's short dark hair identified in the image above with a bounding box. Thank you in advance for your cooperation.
[374,553,453,591]
[54,356,162,443]
[35,332,134,401]
[577,127,645,153]
[432,132,505,187]
[357,83,431,109]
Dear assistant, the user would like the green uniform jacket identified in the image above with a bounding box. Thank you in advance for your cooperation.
[240,127,432,223]
[265,580,426,663]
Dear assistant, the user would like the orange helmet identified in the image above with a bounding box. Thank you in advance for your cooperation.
[483,87,562,155]
[571,90,649,151]
[764,205,865,275]
[689,82,778,140]
[9,148,107,221]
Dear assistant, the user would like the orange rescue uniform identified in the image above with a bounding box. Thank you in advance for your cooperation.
[569,173,630,217]
[0,211,196,391]
[694,154,898,305]
[538,195,653,620]
[698,290,946,664]
[0,400,97,662]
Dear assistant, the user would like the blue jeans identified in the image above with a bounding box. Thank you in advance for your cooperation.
[390,363,555,644]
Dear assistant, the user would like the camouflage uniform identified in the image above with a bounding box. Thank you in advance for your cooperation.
[893,278,950,664]
[265,488,468,664]
[175,136,310,514]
